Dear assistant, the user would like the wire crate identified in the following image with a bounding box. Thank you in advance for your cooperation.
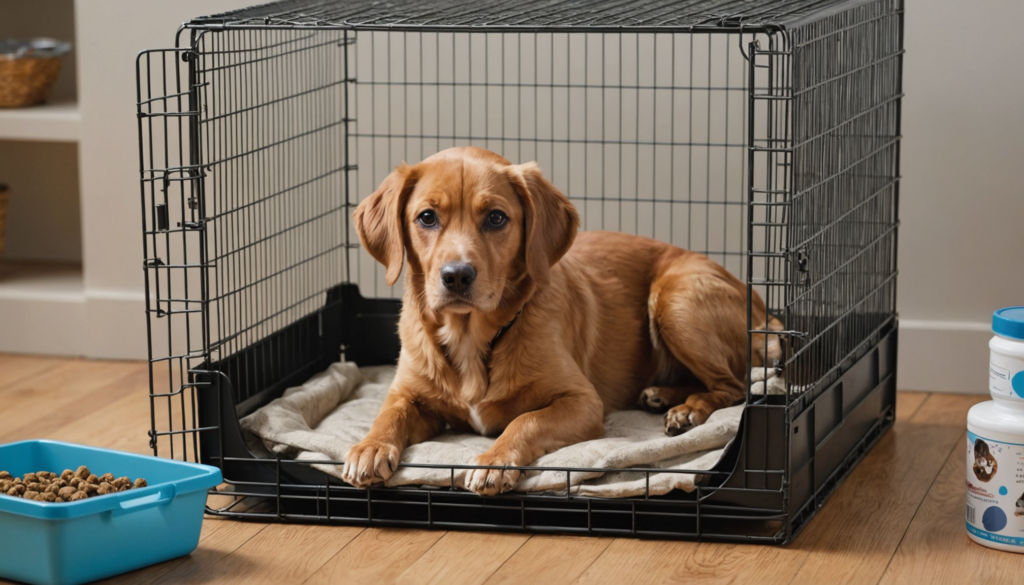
[136,0,903,544]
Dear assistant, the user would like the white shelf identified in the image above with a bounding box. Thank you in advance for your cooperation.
[0,100,80,142]
[0,261,84,302]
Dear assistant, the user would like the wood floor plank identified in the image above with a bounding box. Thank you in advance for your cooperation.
[306,528,446,585]
[895,390,929,422]
[0,364,148,446]
[18,373,156,454]
[0,354,65,389]
[151,524,362,585]
[95,517,260,585]
[880,431,1024,585]
[485,535,612,585]
[0,359,144,438]
[577,392,980,585]
[786,393,987,585]
[576,538,806,585]
[395,532,530,585]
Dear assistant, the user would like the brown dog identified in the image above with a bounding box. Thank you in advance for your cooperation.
[343,147,783,495]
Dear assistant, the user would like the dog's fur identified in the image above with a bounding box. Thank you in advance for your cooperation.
[343,147,783,495]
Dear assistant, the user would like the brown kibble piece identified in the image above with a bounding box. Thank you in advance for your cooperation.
[0,479,11,492]
[58,486,77,499]
[5,487,18,497]
[54,497,63,503]
[61,470,74,481]
[13,484,26,496]
[133,478,148,489]
[0,471,11,480]
[13,477,23,485]
[27,482,44,492]
[74,466,90,480]
[40,492,57,502]
[100,473,115,484]
[23,473,38,484]
[24,490,40,500]
[87,474,99,485]
[69,491,87,502]
[96,482,113,496]
[45,483,60,495]
[81,483,98,494]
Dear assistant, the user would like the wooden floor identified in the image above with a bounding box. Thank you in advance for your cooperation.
[0,354,1021,584]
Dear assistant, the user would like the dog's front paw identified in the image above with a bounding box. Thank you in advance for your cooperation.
[664,404,709,436]
[342,440,401,488]
[466,451,522,496]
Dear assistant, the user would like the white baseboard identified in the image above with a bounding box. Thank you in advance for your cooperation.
[897,319,991,394]
[0,289,146,360]
[81,292,147,360]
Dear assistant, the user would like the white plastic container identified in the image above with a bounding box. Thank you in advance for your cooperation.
[966,307,1024,552]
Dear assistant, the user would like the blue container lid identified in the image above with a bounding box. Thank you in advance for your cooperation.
[993,307,1024,340]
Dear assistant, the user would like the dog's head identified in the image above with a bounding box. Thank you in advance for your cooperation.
[354,147,579,315]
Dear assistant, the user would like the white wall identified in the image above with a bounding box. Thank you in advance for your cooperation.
[73,0,254,358]
[897,0,1024,393]
[28,0,1023,394]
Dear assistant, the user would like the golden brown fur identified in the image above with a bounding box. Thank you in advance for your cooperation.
[343,147,783,495]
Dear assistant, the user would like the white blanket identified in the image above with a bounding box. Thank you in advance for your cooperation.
[240,362,751,497]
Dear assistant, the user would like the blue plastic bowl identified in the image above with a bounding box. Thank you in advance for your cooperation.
[0,440,222,585]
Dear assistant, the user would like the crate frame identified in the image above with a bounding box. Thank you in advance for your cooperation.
[136,0,904,544]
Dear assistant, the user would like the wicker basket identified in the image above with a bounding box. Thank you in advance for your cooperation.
[0,184,9,257]
[0,56,62,107]
[0,38,72,108]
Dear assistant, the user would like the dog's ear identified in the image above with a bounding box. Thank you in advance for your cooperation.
[354,164,418,286]
[507,162,580,285]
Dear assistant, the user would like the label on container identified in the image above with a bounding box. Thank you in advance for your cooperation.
[966,430,1024,547]
[989,352,1024,399]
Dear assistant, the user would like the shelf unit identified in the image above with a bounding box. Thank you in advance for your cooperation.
[0,100,80,142]
[0,0,86,356]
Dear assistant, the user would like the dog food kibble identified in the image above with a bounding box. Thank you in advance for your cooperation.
[0,468,148,503]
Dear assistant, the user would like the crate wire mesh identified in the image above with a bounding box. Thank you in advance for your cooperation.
[137,0,903,543]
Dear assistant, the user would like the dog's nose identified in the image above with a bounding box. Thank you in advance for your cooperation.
[440,262,476,294]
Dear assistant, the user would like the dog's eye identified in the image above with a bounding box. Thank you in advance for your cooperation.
[486,210,508,229]
[417,210,438,228]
